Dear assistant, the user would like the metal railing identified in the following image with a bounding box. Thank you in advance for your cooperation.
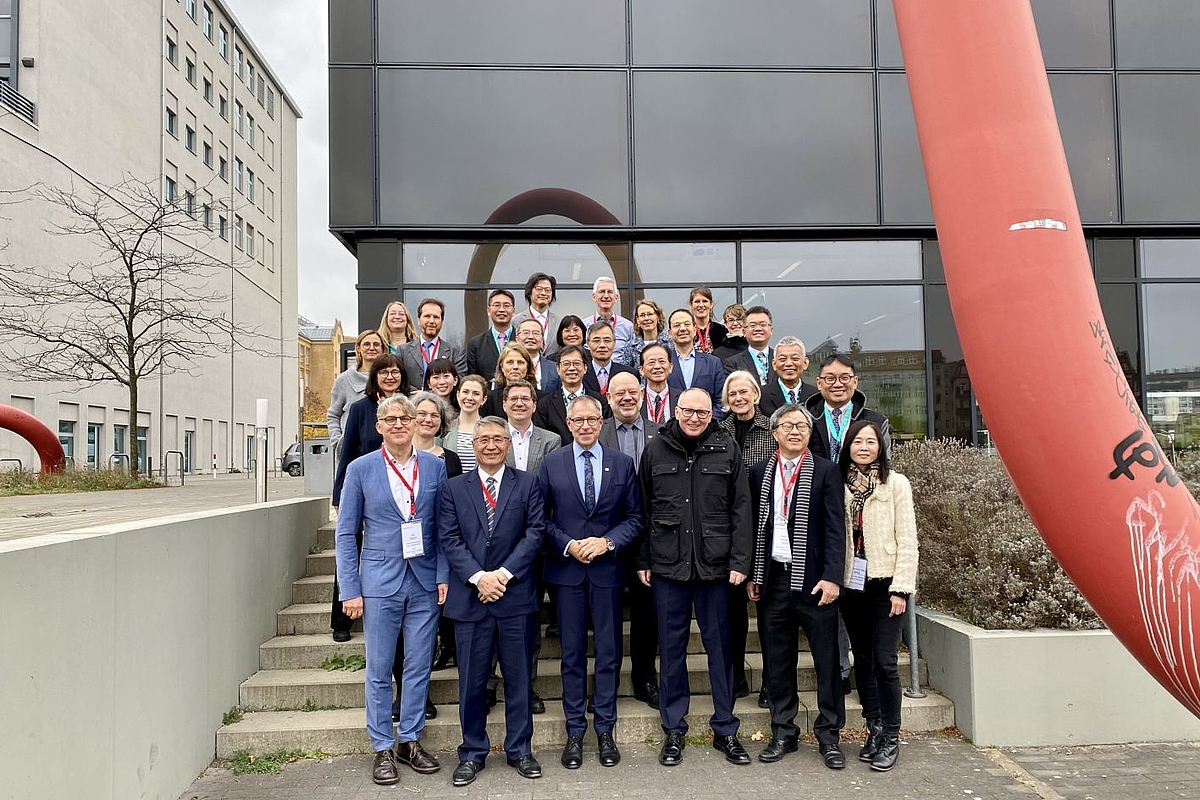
[109,453,130,471]
[0,81,36,125]
[903,592,927,699]
[162,450,185,486]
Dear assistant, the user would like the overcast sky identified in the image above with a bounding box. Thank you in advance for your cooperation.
[230,0,359,329]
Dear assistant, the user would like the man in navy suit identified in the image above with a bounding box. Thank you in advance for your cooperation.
[335,394,448,784]
[465,289,517,380]
[537,395,643,769]
[534,345,609,445]
[665,308,726,419]
[515,318,560,394]
[582,320,637,397]
[438,416,547,786]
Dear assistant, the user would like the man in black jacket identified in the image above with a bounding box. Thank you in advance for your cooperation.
[747,403,846,769]
[636,388,754,768]
[804,353,892,463]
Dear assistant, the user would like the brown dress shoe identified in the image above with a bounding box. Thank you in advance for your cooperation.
[395,740,441,774]
[372,749,400,785]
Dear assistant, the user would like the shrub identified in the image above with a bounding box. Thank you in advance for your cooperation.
[892,439,1102,631]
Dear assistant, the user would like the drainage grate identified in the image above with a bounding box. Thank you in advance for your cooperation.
[20,511,52,518]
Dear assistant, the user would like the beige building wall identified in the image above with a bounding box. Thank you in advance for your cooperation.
[0,0,300,473]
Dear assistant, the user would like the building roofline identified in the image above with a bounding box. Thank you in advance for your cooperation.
[212,0,304,119]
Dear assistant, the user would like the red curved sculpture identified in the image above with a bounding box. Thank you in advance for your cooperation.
[895,1,1200,717]
[0,404,67,475]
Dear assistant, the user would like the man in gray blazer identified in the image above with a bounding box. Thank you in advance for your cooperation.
[503,380,561,475]
[399,298,468,390]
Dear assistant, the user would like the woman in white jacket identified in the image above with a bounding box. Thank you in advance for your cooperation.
[838,419,918,773]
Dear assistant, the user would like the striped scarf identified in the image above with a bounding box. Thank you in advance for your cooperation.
[752,450,815,591]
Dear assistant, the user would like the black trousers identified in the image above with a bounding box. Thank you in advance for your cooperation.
[627,564,659,688]
[758,561,845,744]
[727,582,750,691]
[841,578,905,734]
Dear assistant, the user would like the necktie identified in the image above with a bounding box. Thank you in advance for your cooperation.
[653,394,663,424]
[830,407,844,460]
[582,450,596,513]
[831,407,842,426]
[598,367,608,395]
[756,351,769,383]
[485,476,497,531]
[564,391,578,409]
[780,459,795,519]
[788,388,797,404]
[497,332,507,349]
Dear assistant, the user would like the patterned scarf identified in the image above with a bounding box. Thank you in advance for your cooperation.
[846,463,879,535]
[752,450,815,589]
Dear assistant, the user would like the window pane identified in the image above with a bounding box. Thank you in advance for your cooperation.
[1143,283,1200,448]
[1140,240,1200,278]
[633,71,877,226]
[742,241,922,283]
[632,286,737,322]
[878,72,933,224]
[329,0,374,62]
[875,0,902,68]
[632,0,872,67]
[1119,75,1200,223]
[1094,238,1136,281]
[378,0,625,65]
[1047,74,1118,224]
[403,242,634,295]
[378,69,630,227]
[1031,0,1112,68]
[1097,282,1141,403]
[632,243,736,283]
[740,285,927,437]
[926,285,971,441]
[329,68,376,227]
[1115,0,1200,69]
[357,240,400,286]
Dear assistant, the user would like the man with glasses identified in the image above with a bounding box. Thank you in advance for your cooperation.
[534,344,610,445]
[583,320,637,397]
[639,343,680,427]
[334,394,449,783]
[503,379,559,475]
[760,336,819,417]
[515,318,560,394]
[637,388,753,767]
[537,396,643,769]
[723,306,776,387]
[513,272,561,358]
[399,298,468,389]
[665,308,727,418]
[746,403,846,769]
[466,289,517,381]
[804,353,892,463]
[439,416,547,786]
[583,276,635,353]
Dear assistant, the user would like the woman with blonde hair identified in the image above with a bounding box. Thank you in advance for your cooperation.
[481,342,536,418]
[377,300,417,354]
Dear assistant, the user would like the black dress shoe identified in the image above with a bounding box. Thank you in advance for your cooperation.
[733,682,751,699]
[658,731,685,766]
[487,687,498,712]
[424,697,437,720]
[597,731,620,767]
[372,749,400,785]
[820,742,846,769]
[544,622,559,638]
[842,675,852,696]
[757,736,798,763]
[633,681,660,709]
[870,734,900,772]
[561,736,584,769]
[757,686,770,709]
[531,692,546,714]
[507,754,543,779]
[586,696,595,714]
[332,629,351,643]
[712,734,751,765]
[451,760,485,786]
[859,719,883,762]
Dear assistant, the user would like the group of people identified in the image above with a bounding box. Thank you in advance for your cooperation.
[326,274,919,787]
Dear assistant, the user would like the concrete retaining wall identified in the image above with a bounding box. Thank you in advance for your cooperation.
[0,497,327,800]
[917,607,1200,746]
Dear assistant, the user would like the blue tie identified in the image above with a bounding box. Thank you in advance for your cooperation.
[582,450,596,514]
[756,351,768,383]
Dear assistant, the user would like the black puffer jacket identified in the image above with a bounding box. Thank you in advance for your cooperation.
[805,390,892,463]
[636,419,754,581]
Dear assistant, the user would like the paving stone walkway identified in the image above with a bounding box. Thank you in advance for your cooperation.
[177,733,1200,800]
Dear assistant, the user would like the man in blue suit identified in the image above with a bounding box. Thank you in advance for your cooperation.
[665,308,727,420]
[438,416,547,786]
[537,395,643,770]
[335,394,448,784]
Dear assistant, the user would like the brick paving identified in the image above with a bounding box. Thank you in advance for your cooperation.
[1002,741,1200,799]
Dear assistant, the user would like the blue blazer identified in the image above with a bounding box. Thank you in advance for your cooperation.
[438,467,547,621]
[331,396,380,506]
[537,445,643,588]
[334,449,449,600]
[667,351,728,419]
[537,358,561,395]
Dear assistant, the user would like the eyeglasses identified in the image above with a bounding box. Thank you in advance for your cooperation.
[506,396,533,405]
[414,411,441,421]
[819,374,856,385]
[558,360,585,369]
[567,416,603,426]
[377,369,402,379]
[473,435,508,446]
[676,407,712,420]
[379,415,414,427]
[360,342,383,350]
[773,421,811,433]
[744,321,771,330]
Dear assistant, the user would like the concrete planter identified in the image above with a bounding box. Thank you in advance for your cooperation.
[916,607,1200,746]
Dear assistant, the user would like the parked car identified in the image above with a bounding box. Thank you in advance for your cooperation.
[282,441,302,476]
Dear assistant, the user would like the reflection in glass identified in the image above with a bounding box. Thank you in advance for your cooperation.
[1094,239,1135,282]
[742,241,921,283]
[1119,74,1200,223]
[1143,284,1200,449]
[632,243,736,283]
[925,285,971,441]
[1140,240,1200,279]
[1097,283,1141,402]
[742,285,926,438]
[631,286,738,323]
[1047,74,1118,224]
[878,73,933,225]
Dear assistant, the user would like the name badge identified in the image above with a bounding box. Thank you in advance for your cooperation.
[848,556,868,591]
[402,519,425,559]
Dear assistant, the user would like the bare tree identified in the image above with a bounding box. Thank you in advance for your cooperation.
[0,177,266,475]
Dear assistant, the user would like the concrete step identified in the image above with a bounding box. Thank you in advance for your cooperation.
[217,690,955,758]
[240,652,927,710]
[306,551,336,576]
[317,523,336,551]
[261,620,778,669]
[291,574,335,605]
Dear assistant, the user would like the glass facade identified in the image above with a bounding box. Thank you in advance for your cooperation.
[331,1,1200,447]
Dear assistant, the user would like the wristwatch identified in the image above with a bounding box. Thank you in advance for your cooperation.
[605,537,615,552]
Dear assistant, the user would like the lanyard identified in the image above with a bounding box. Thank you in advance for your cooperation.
[696,324,711,353]
[825,404,849,451]
[776,450,808,519]
[529,308,549,338]
[421,338,440,366]
[648,393,665,424]
[382,447,418,517]
[480,475,498,510]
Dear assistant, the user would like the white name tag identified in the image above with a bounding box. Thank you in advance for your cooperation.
[848,556,868,591]
[402,519,425,559]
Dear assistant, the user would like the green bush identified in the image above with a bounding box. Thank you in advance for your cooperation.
[0,467,161,496]
[892,440,1102,631]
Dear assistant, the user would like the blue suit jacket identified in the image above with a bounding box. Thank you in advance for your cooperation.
[667,350,727,419]
[537,358,562,394]
[537,444,643,588]
[438,467,546,621]
[335,449,449,600]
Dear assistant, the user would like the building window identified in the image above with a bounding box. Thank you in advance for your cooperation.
[234,214,243,250]
[164,176,176,203]
[165,34,177,66]
[218,155,228,181]
[184,191,195,217]
[202,203,212,228]
[234,46,243,79]
[202,4,212,39]
[203,77,212,103]
[233,157,243,192]
[246,223,255,257]
[218,215,227,240]
[0,0,14,86]
[58,421,75,461]
[219,25,227,59]
[234,100,243,135]
[185,125,196,151]
[87,423,103,468]
[257,75,265,105]
[136,427,148,474]
[165,106,177,136]
[246,168,255,201]
[184,430,195,472]
[186,0,196,21]
[246,113,254,147]
[246,61,254,87]
[267,88,275,118]
[202,141,212,167]
[185,58,195,84]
